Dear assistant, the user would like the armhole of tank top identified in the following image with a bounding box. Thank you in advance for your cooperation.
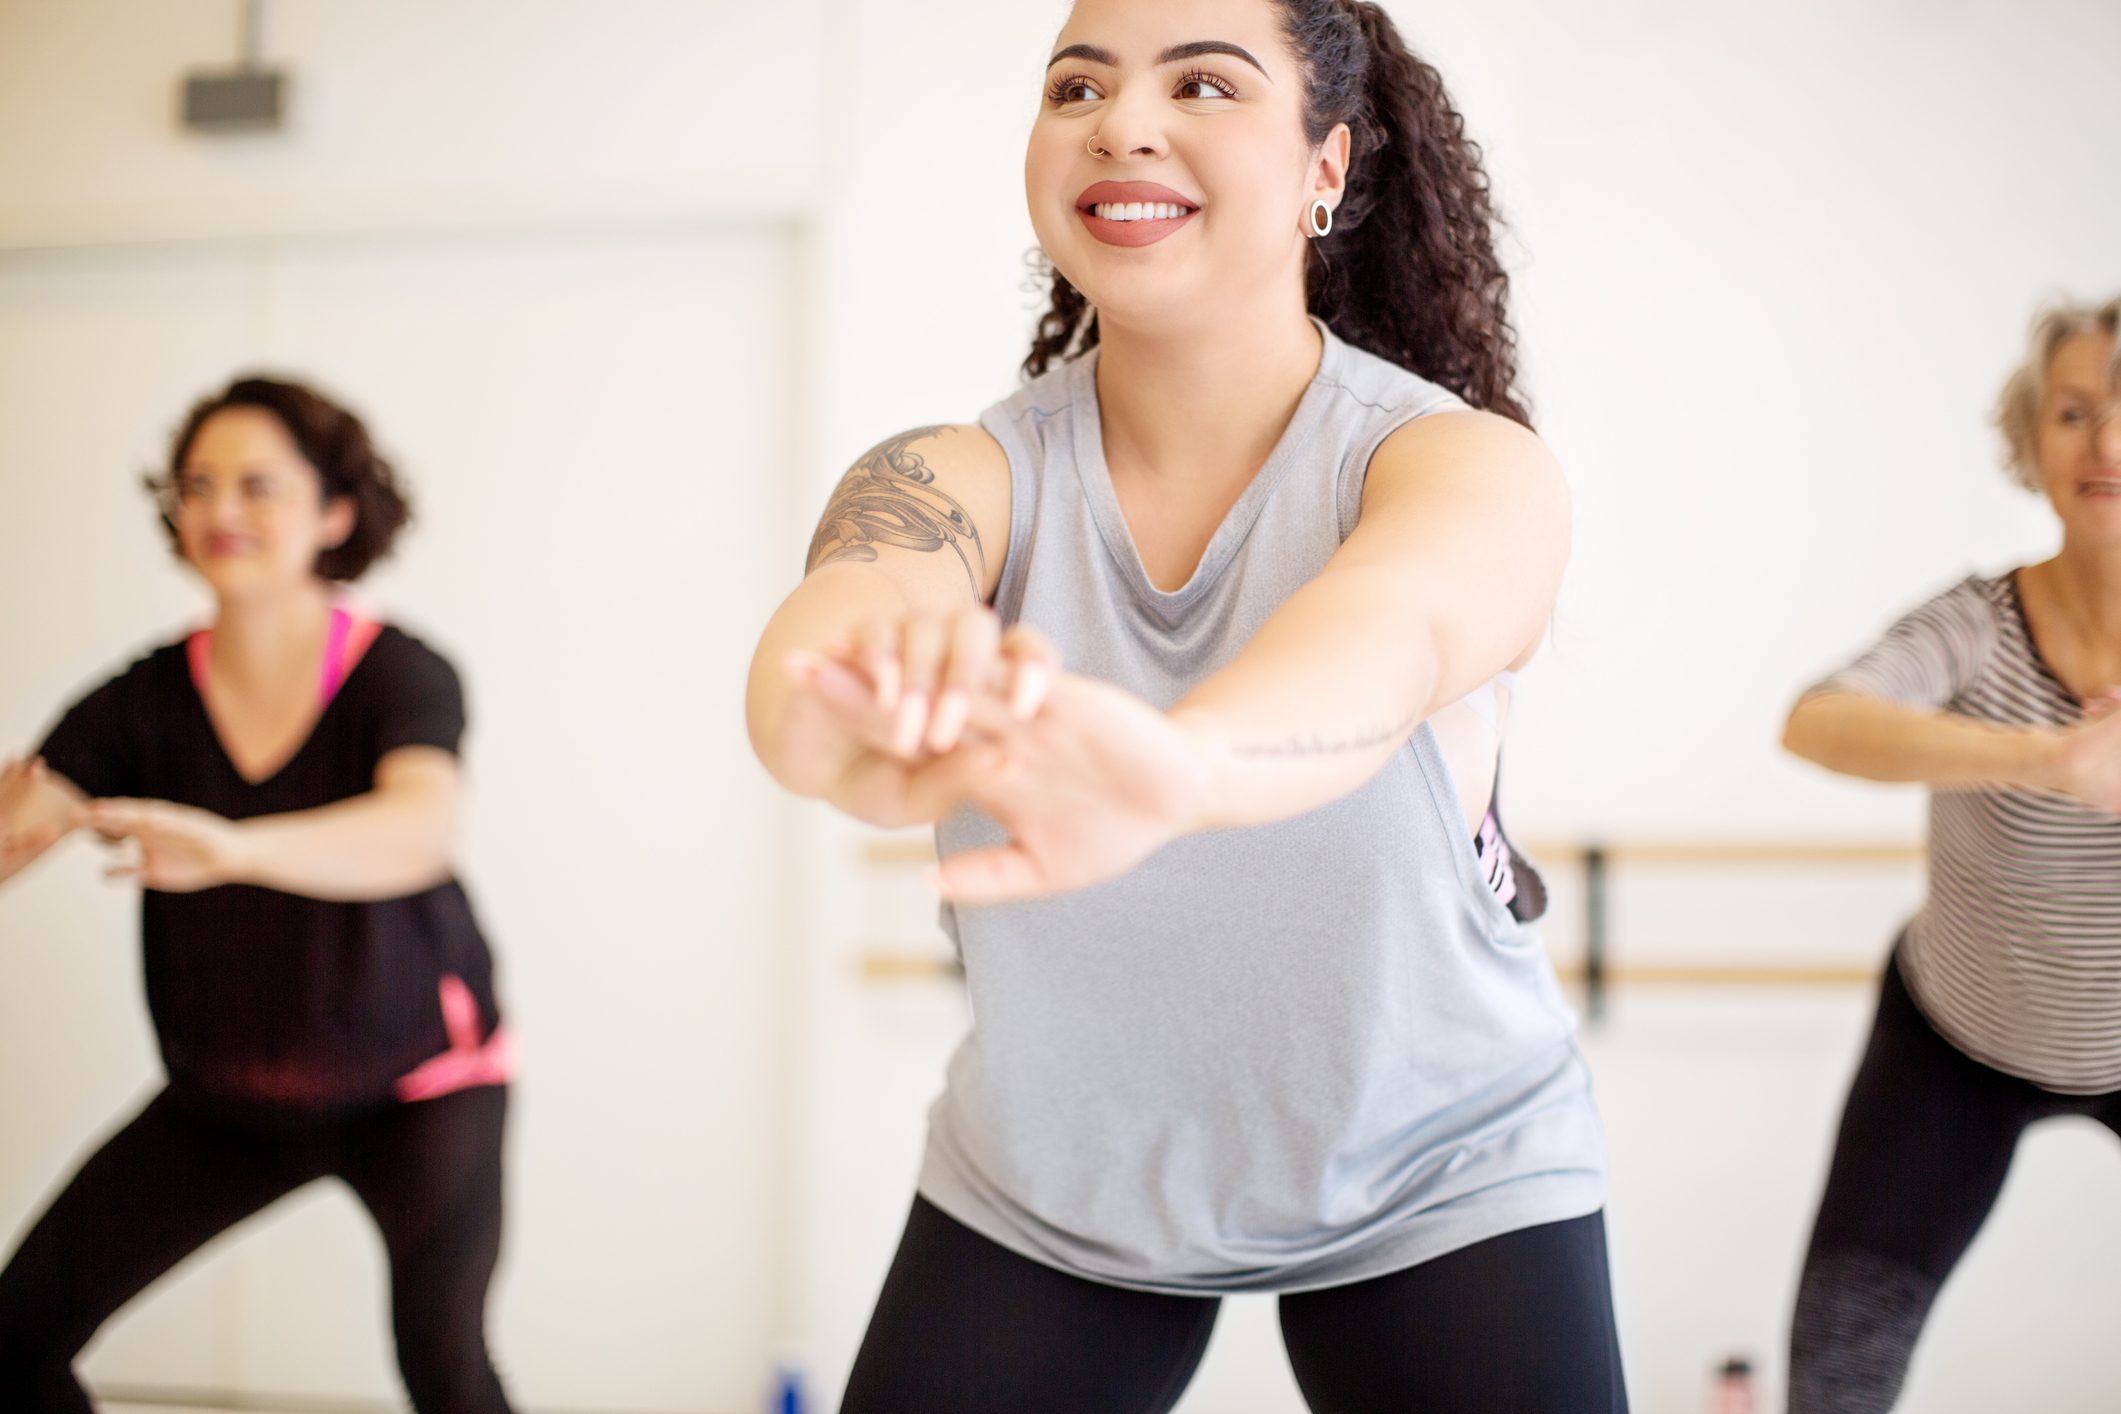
[1408,721,1521,934]
[1334,389,1464,543]
[979,405,1042,625]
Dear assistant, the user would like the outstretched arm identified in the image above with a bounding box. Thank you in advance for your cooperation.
[747,425,1045,828]
[86,746,462,901]
[0,756,86,887]
[926,410,1570,902]
[1783,689,2121,810]
[1170,409,1568,831]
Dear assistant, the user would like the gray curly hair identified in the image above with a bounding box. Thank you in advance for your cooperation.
[1996,295,2121,491]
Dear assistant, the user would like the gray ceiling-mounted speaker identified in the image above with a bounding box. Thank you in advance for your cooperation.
[181,0,288,133]
[183,70,285,130]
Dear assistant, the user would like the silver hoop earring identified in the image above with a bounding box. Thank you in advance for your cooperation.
[1307,199,1333,238]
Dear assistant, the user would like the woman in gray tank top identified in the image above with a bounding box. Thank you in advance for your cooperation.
[748,2,1624,1410]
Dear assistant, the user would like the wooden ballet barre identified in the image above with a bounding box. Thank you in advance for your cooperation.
[860,837,1924,869]
[1517,840,1923,866]
[854,950,1878,989]
[859,951,966,982]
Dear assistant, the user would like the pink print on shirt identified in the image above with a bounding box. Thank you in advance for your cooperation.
[395,974,517,1102]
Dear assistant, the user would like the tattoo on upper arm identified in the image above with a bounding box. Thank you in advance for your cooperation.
[1230,711,1424,760]
[806,426,986,599]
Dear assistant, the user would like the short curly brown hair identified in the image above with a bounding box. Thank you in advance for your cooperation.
[149,375,413,581]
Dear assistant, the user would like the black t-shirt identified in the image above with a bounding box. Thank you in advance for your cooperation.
[38,625,502,1117]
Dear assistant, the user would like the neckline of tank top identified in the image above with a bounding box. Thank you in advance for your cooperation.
[1068,317,1352,618]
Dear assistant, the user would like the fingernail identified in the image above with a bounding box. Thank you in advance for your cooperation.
[929,691,969,751]
[1012,665,1047,717]
[895,694,928,756]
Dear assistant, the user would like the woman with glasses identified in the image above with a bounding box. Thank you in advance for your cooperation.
[0,375,515,1413]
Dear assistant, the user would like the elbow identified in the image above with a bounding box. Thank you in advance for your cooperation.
[1780,699,1819,763]
[745,649,795,785]
[405,817,458,895]
[1779,706,1809,761]
[399,785,460,891]
[1780,693,1849,770]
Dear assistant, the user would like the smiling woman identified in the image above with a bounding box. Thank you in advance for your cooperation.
[1780,297,2121,1414]
[747,0,1620,1410]
[0,376,514,1414]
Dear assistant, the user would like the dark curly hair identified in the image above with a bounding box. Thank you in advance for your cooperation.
[1023,0,1530,429]
[150,375,413,581]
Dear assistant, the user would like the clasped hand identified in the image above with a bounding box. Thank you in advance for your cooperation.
[780,608,1217,904]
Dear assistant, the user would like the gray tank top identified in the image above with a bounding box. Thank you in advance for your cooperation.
[921,320,1606,1294]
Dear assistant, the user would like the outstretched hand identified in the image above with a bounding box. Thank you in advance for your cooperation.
[790,611,1224,903]
[929,671,1216,906]
[83,798,250,893]
[0,756,83,883]
[778,609,1058,829]
[2051,687,2121,814]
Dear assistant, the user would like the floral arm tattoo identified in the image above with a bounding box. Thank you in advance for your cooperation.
[806,426,986,600]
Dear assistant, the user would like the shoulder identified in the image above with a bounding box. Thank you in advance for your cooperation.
[75,637,190,706]
[985,356,1087,425]
[1322,336,1467,423]
[822,422,1011,538]
[1364,409,1567,525]
[836,423,1009,488]
[1849,575,2005,682]
[36,637,188,791]
[1902,573,2007,634]
[975,358,1095,481]
[360,624,465,696]
[812,423,1015,601]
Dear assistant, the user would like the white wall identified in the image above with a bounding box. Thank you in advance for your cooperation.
[0,4,822,1411]
[0,0,826,244]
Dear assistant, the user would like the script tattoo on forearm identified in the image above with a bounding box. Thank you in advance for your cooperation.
[1228,710,1424,759]
[806,426,985,599]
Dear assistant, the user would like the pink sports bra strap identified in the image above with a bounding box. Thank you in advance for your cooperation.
[187,605,381,707]
[318,606,355,704]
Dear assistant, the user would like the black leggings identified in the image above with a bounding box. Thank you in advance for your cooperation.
[1789,951,2121,1413]
[0,1084,513,1414]
[842,1196,1628,1414]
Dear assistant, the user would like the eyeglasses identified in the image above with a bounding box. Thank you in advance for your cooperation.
[153,471,317,519]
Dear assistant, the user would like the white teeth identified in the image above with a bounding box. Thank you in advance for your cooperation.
[1093,201,1190,221]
